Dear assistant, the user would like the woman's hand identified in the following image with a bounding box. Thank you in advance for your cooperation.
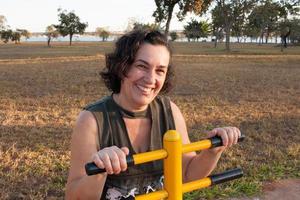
[92,146,129,175]
[207,127,241,154]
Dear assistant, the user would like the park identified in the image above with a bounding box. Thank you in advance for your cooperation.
[0,0,300,199]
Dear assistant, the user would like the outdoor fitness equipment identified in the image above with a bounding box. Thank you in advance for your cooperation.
[85,130,245,200]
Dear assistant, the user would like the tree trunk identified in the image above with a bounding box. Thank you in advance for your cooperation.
[225,25,230,51]
[282,36,287,48]
[69,34,73,46]
[265,31,269,44]
[259,31,263,45]
[47,37,51,47]
[280,37,284,52]
[214,37,218,48]
[164,4,175,36]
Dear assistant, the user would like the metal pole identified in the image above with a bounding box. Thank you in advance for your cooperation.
[163,130,182,200]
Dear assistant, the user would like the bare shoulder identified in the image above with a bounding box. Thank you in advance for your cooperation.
[68,111,99,181]
[70,110,99,162]
[76,110,97,127]
[170,101,184,121]
[169,101,191,144]
[73,110,98,136]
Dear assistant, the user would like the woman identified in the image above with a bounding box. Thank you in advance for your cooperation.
[65,29,241,199]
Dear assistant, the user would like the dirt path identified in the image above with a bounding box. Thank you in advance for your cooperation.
[230,179,300,200]
[262,179,300,200]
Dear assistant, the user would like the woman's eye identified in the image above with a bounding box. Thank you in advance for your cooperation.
[157,69,166,75]
[137,65,147,69]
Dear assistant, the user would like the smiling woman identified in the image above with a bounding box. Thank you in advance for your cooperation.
[65,29,241,200]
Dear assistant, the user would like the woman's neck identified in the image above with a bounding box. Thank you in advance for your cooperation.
[112,93,148,112]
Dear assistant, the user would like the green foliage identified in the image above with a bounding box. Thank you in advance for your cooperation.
[170,31,178,41]
[0,15,7,30]
[16,29,31,39]
[247,0,288,43]
[184,19,210,42]
[95,27,110,41]
[289,18,300,43]
[153,0,212,34]
[54,9,88,45]
[132,22,162,32]
[279,18,300,44]
[0,29,13,43]
[0,29,29,44]
[211,0,256,49]
[11,31,21,44]
[45,25,59,47]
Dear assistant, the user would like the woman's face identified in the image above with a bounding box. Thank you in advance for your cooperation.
[119,43,170,110]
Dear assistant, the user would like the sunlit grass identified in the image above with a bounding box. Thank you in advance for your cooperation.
[0,42,299,199]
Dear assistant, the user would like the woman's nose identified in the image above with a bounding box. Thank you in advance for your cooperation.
[144,70,156,84]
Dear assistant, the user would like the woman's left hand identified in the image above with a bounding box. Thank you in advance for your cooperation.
[207,127,241,154]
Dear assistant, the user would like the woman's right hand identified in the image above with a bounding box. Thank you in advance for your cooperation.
[91,146,129,175]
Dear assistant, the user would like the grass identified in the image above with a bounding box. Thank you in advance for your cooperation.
[0,42,299,199]
[1,41,300,59]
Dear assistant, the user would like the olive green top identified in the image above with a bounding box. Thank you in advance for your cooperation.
[84,95,176,199]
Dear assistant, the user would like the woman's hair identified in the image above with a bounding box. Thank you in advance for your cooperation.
[100,29,174,94]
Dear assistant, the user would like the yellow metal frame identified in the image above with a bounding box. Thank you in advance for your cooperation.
[134,130,218,200]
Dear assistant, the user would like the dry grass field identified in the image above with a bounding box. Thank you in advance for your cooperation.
[0,42,299,199]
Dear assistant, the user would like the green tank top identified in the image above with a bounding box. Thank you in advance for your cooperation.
[84,95,176,199]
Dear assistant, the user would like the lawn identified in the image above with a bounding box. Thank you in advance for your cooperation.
[0,42,299,199]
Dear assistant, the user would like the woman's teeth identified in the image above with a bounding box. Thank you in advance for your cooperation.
[137,85,152,93]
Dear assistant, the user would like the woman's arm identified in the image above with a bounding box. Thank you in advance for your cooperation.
[170,102,241,183]
[65,110,129,199]
[65,111,107,199]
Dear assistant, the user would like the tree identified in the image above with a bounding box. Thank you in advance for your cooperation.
[11,31,21,44]
[153,0,212,35]
[211,4,224,47]
[45,25,59,47]
[247,0,287,45]
[289,18,300,44]
[211,0,256,51]
[275,0,300,46]
[95,27,110,41]
[0,15,7,30]
[17,29,31,40]
[231,0,255,43]
[184,19,210,41]
[54,9,88,46]
[199,20,211,38]
[0,29,12,43]
[0,28,30,44]
[244,21,261,43]
[278,18,300,49]
[170,31,178,41]
[132,22,162,31]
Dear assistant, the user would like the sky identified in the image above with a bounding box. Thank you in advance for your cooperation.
[0,0,201,32]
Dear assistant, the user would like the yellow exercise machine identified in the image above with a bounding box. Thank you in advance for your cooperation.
[86,130,245,200]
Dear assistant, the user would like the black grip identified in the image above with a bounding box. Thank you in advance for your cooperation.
[210,134,245,148]
[210,168,243,185]
[85,155,134,176]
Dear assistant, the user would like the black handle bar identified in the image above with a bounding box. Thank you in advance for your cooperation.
[85,134,245,176]
[210,168,243,185]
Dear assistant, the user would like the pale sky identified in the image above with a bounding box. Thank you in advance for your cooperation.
[0,0,200,32]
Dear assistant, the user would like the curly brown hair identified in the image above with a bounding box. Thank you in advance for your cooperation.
[100,29,174,94]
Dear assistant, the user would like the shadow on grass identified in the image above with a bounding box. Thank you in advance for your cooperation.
[0,124,71,199]
[0,124,71,151]
[185,114,300,199]
[0,114,299,199]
